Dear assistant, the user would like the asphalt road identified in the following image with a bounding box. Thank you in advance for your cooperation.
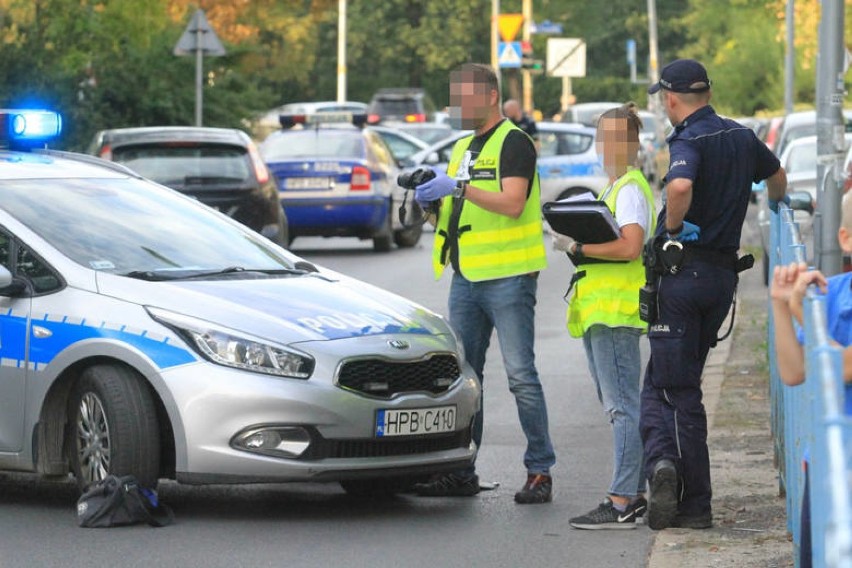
[0,228,654,568]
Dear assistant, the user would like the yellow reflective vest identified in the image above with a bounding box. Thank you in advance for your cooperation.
[432,120,547,282]
[566,168,656,337]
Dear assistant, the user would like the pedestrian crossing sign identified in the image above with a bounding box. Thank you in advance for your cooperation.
[498,42,522,68]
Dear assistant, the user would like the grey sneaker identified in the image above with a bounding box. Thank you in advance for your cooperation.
[413,473,480,497]
[648,459,678,530]
[569,498,643,530]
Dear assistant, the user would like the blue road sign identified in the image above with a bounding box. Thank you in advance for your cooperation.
[498,42,522,68]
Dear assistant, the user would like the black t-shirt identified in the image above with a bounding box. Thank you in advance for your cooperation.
[447,120,537,272]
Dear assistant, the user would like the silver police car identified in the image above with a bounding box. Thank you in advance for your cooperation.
[0,110,479,495]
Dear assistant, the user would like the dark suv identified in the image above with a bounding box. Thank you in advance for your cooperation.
[88,127,288,246]
[367,88,436,124]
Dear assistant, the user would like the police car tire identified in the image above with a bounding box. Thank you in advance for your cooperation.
[373,207,393,252]
[67,364,161,491]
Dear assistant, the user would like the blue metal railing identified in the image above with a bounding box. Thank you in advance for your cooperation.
[767,204,852,567]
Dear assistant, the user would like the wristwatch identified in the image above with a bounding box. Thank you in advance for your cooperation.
[572,242,583,257]
[452,182,467,199]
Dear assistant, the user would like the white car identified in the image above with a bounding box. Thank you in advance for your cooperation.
[0,109,479,495]
[756,133,852,283]
[409,122,608,203]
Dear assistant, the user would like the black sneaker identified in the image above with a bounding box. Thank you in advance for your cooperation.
[569,498,643,530]
[514,473,552,504]
[648,459,678,530]
[413,473,480,497]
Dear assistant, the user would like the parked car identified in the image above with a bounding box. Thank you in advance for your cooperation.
[409,121,608,203]
[0,108,479,496]
[252,101,369,140]
[367,88,436,124]
[637,110,671,187]
[773,109,852,158]
[560,102,620,127]
[367,124,430,164]
[261,113,423,251]
[384,121,455,145]
[88,126,288,247]
[756,133,852,283]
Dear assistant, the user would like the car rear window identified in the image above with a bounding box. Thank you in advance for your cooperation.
[260,130,365,161]
[111,144,252,186]
[371,98,421,117]
[786,142,817,174]
[538,131,593,157]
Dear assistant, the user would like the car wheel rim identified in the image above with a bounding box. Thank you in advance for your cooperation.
[76,392,111,484]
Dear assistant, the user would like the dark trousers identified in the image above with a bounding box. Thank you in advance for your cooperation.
[639,259,736,516]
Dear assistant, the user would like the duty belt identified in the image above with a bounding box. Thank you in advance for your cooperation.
[653,240,751,276]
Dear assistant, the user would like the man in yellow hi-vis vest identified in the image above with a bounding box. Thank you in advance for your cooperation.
[411,63,555,504]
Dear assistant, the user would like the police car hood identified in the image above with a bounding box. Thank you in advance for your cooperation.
[95,271,449,344]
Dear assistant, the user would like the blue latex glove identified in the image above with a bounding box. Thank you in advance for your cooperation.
[768,194,791,214]
[415,168,456,204]
[668,221,701,243]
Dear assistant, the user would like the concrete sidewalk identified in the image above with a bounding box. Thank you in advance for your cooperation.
[645,256,794,567]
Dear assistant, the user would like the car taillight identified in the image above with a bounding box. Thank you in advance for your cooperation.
[350,166,371,190]
[405,113,426,123]
[247,142,270,184]
[367,114,381,124]
[99,144,112,161]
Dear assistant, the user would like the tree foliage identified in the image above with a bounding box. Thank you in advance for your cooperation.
[0,0,848,149]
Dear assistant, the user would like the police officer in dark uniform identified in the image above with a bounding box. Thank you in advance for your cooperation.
[640,59,788,531]
[503,99,539,145]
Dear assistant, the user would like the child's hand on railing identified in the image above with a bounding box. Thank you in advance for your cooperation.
[770,261,827,325]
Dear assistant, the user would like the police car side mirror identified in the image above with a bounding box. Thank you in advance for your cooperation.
[423,152,440,165]
[0,266,26,297]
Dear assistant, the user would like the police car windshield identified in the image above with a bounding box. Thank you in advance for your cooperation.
[0,177,293,277]
[260,130,364,161]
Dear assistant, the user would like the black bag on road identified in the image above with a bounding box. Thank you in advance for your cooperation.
[76,474,173,528]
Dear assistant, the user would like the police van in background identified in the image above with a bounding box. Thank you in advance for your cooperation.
[0,109,479,496]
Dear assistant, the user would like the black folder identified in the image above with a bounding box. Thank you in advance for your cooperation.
[542,200,621,244]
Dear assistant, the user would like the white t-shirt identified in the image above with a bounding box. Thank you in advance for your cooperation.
[603,181,650,236]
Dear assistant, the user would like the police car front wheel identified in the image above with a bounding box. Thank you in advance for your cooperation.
[66,364,161,491]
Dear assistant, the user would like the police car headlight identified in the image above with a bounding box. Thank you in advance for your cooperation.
[147,308,314,379]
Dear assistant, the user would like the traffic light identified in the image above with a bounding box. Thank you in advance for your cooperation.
[520,40,544,73]
[521,57,544,72]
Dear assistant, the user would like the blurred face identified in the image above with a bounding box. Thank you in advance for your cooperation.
[449,69,495,131]
[596,116,639,179]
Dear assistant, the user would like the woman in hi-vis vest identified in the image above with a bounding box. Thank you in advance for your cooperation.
[553,103,656,529]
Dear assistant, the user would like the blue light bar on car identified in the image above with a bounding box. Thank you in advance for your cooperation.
[0,109,63,144]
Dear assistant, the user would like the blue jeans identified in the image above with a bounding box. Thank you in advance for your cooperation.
[582,324,645,497]
[449,272,555,476]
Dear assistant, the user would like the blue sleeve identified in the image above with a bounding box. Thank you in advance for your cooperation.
[664,137,701,183]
